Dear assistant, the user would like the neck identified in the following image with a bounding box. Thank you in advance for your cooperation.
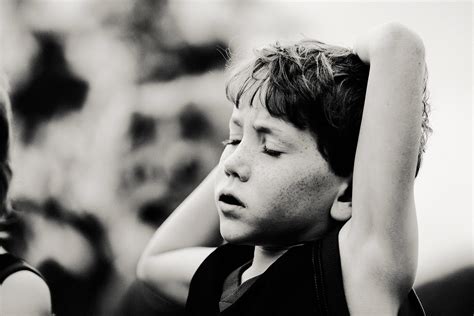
[0,246,6,254]
[241,245,289,283]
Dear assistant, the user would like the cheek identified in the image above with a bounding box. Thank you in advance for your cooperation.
[259,165,338,218]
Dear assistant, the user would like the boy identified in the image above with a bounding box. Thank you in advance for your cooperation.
[138,22,429,315]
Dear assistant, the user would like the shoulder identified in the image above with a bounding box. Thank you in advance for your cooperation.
[0,270,52,316]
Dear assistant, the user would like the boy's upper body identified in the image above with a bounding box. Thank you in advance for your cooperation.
[137,22,429,315]
[185,223,424,315]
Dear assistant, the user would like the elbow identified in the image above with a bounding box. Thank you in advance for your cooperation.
[374,22,425,59]
[135,253,188,306]
[136,254,171,290]
[136,256,165,295]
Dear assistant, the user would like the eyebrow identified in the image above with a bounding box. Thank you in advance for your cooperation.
[253,125,280,135]
[228,118,295,148]
[252,120,284,134]
[229,119,281,134]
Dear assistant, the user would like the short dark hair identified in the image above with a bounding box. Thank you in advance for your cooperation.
[226,39,431,178]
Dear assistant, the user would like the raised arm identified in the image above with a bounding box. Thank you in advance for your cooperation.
[137,167,222,305]
[339,22,426,310]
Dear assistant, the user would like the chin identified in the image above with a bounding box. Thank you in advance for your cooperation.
[220,229,245,244]
[219,223,254,245]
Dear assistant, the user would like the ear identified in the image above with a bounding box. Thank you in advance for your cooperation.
[330,180,352,222]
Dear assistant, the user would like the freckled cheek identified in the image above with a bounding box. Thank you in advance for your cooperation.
[260,169,336,219]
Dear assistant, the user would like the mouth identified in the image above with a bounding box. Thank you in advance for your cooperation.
[218,193,245,208]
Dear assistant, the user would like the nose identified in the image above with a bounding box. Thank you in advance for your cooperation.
[223,145,250,182]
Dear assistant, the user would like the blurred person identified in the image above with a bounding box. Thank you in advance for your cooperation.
[138,22,429,315]
[0,76,52,316]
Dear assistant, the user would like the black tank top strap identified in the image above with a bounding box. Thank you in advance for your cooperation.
[313,224,350,316]
[0,253,44,284]
[314,225,425,316]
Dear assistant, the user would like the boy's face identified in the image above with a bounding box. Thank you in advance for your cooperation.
[214,98,346,247]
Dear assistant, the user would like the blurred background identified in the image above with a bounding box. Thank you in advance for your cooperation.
[0,0,471,315]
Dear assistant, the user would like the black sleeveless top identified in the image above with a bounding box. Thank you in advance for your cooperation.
[0,253,44,284]
[186,227,425,315]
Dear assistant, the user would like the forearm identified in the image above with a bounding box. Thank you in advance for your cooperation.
[137,167,222,303]
[139,167,222,259]
[138,247,216,305]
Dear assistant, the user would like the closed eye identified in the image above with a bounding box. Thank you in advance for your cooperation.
[222,139,241,147]
[263,145,282,157]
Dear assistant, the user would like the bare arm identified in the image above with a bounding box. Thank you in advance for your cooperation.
[137,167,222,305]
[340,23,426,312]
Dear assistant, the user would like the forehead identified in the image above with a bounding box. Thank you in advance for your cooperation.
[229,92,284,128]
[229,99,319,150]
[228,79,278,126]
[226,63,307,133]
[226,69,318,146]
[230,100,271,124]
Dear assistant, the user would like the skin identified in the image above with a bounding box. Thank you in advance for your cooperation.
[215,99,351,282]
[215,101,348,247]
[0,246,52,316]
[138,22,426,315]
[339,23,424,314]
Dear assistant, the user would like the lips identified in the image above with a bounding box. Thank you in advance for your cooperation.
[218,193,245,208]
